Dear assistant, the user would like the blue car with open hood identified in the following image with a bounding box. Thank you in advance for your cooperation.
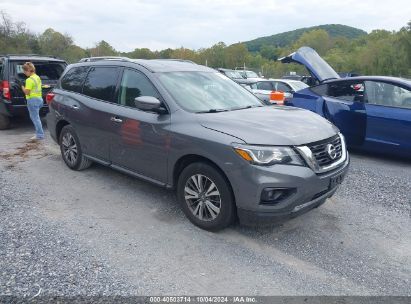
[280,47,411,158]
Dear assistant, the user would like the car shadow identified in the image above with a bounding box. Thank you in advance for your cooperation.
[349,148,411,165]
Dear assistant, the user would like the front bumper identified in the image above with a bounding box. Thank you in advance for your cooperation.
[226,153,350,226]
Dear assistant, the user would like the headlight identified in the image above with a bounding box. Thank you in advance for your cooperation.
[233,144,304,166]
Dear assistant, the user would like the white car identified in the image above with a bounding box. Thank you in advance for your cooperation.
[244,79,309,103]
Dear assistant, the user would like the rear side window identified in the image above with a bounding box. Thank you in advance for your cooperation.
[276,82,292,93]
[118,69,160,107]
[61,66,90,93]
[14,62,66,81]
[82,67,120,102]
[256,82,273,91]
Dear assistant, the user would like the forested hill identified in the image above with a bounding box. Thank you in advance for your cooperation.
[245,24,368,52]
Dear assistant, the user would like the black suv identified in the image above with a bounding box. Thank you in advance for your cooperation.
[0,54,67,129]
[47,57,348,231]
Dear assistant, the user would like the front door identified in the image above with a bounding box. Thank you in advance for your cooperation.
[322,80,367,146]
[109,68,171,184]
[363,80,411,155]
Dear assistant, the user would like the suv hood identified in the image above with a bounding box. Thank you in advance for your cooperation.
[279,47,340,83]
[198,106,338,146]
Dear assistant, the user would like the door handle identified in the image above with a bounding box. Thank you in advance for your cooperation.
[110,116,123,123]
[71,105,79,109]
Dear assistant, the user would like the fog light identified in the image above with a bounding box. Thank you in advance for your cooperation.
[260,188,295,204]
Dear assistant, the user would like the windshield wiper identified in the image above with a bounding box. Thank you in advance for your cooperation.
[196,109,229,113]
[229,105,263,111]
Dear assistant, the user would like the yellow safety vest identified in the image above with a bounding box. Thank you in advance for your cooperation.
[25,74,42,100]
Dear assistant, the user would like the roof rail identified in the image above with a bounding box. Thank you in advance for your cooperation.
[79,56,132,62]
[155,59,196,64]
[0,54,60,59]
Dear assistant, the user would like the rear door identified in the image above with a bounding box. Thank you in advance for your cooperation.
[65,66,121,162]
[109,68,170,184]
[363,80,411,155]
[251,81,274,102]
[322,80,367,146]
[273,81,294,99]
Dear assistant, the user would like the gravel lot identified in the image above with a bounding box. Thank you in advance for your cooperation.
[0,118,410,297]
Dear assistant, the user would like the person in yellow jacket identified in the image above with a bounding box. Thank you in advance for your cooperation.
[21,62,44,140]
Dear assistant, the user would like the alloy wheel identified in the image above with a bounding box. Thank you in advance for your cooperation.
[184,174,222,221]
[61,133,78,166]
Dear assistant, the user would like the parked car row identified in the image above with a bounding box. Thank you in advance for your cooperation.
[217,67,309,104]
[242,79,309,104]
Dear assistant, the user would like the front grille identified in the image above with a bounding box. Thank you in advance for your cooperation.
[307,135,343,167]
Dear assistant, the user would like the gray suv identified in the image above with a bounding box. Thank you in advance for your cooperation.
[47,57,349,231]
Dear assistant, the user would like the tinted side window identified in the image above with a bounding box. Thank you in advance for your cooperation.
[83,67,120,102]
[256,82,273,91]
[118,69,160,107]
[276,82,292,93]
[328,81,364,102]
[61,66,90,93]
[364,81,411,109]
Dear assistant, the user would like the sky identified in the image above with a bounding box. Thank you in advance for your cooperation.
[2,0,411,52]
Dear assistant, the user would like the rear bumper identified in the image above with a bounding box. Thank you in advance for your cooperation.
[0,100,48,117]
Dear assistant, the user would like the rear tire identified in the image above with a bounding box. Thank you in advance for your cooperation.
[0,114,11,130]
[59,125,92,171]
[177,162,236,231]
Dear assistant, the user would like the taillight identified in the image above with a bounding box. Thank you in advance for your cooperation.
[46,92,55,105]
[1,81,11,100]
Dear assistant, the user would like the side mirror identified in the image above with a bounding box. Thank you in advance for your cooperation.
[134,96,167,114]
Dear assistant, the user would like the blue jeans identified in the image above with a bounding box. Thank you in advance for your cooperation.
[27,97,45,139]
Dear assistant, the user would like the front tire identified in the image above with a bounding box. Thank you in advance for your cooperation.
[177,162,236,231]
[59,125,92,171]
[0,113,11,130]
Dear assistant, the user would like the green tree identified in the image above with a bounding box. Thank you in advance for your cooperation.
[292,29,332,56]
[126,48,156,59]
[38,28,73,57]
[88,40,117,57]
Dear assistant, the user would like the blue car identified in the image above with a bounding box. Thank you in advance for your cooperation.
[280,47,411,158]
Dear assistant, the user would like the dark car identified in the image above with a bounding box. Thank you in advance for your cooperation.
[280,47,411,158]
[47,57,349,231]
[0,54,67,129]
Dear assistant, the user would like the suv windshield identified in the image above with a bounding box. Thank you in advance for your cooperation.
[246,71,259,78]
[158,72,263,113]
[224,70,243,79]
[238,70,259,79]
[13,61,66,81]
